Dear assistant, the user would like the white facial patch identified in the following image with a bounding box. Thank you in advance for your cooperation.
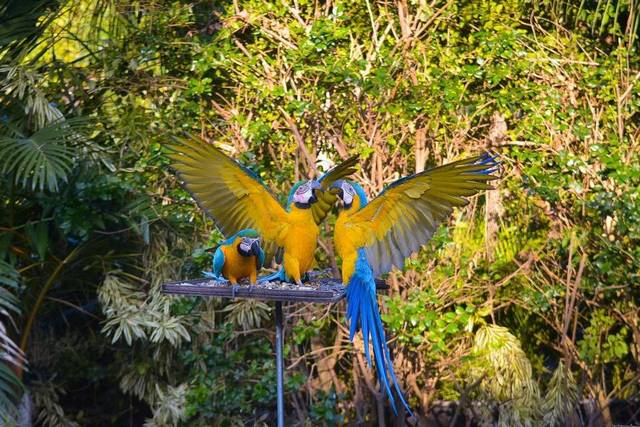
[239,237,257,253]
[293,181,313,204]
[341,182,356,206]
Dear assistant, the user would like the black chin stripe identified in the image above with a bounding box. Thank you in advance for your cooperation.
[294,202,312,209]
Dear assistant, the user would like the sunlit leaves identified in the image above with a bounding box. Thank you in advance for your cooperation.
[222,299,271,331]
[0,66,65,128]
[468,325,542,426]
[102,307,149,345]
[144,384,187,427]
[578,309,629,364]
[147,316,190,346]
[542,361,579,427]
[99,273,191,347]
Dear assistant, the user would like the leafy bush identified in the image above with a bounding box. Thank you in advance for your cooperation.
[1,0,639,425]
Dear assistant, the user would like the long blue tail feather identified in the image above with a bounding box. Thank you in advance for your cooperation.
[346,249,412,416]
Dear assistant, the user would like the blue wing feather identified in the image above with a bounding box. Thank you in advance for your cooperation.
[212,247,225,278]
[257,246,265,269]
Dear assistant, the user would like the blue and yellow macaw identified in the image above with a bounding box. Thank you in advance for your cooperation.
[166,135,358,285]
[204,229,264,284]
[330,153,499,414]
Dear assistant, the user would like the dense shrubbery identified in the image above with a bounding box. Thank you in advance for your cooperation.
[1,0,639,425]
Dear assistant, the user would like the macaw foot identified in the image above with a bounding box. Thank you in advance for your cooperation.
[295,279,304,286]
[231,284,240,299]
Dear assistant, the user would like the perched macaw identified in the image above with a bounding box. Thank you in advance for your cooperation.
[203,229,264,284]
[166,135,358,285]
[330,153,499,414]
[257,169,354,283]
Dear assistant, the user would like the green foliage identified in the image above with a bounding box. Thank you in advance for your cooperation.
[0,262,23,423]
[1,0,639,424]
[384,292,478,351]
[542,361,579,427]
[467,325,542,426]
[528,0,640,43]
[578,309,629,364]
[182,325,304,426]
[222,299,271,331]
[0,118,86,191]
[309,389,344,425]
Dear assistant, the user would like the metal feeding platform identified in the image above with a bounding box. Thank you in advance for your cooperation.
[161,271,388,427]
[161,277,347,303]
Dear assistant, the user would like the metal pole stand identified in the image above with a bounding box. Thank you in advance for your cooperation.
[162,275,384,424]
[275,301,285,427]
[162,274,356,427]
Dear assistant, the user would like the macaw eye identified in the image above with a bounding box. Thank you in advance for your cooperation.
[343,183,356,196]
[296,182,311,195]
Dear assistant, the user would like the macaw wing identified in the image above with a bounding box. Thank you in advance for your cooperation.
[166,135,289,264]
[344,154,499,276]
[256,245,265,269]
[212,247,225,277]
[312,155,359,224]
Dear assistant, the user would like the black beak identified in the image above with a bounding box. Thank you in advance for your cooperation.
[329,181,345,202]
[309,181,322,204]
[251,240,261,255]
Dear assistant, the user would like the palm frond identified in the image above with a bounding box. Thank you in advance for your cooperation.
[542,361,579,426]
[222,299,271,331]
[469,325,542,426]
[0,117,87,191]
[0,65,65,127]
[0,363,23,423]
[0,261,24,423]
[0,0,63,59]
[32,379,79,427]
[143,384,187,427]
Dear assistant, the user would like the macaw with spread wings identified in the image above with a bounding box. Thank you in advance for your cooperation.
[166,135,358,285]
[330,153,499,414]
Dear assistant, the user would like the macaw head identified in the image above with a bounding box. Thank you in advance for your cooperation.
[289,180,322,209]
[330,180,368,210]
[236,229,262,257]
